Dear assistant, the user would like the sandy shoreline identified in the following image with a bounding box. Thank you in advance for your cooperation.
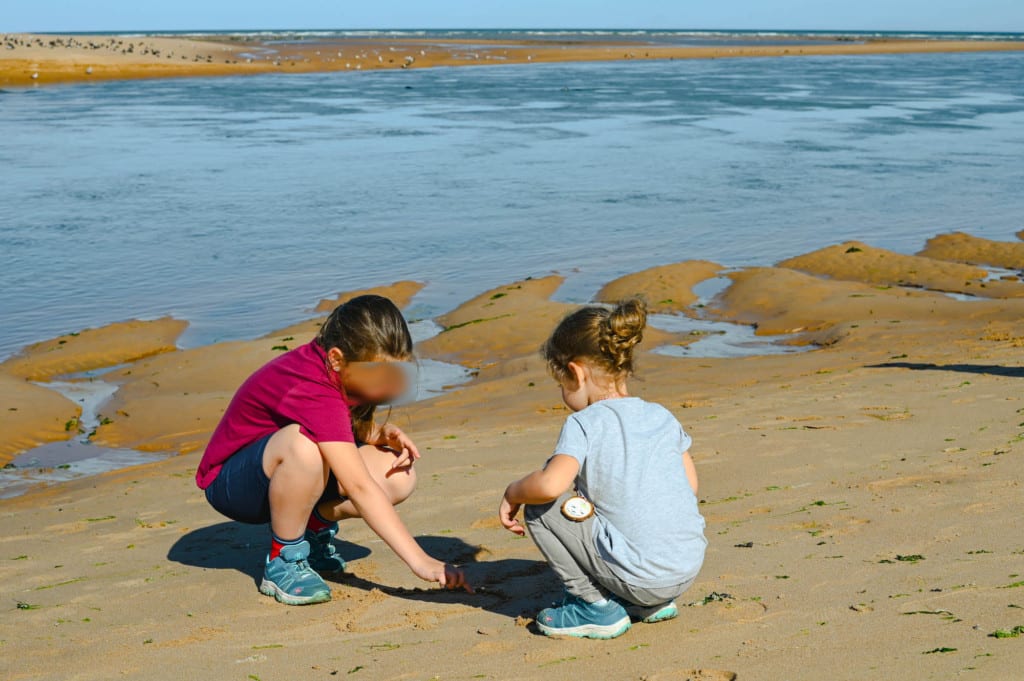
[3,230,1024,678]
[2,32,1024,87]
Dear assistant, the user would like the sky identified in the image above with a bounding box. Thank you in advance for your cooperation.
[3,0,1022,34]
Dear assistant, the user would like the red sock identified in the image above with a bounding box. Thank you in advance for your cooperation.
[306,507,334,533]
[269,535,302,561]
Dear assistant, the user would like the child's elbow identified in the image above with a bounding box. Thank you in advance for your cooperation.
[538,477,570,502]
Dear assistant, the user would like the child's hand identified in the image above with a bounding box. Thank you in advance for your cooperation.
[499,495,525,536]
[441,563,473,593]
[413,557,474,593]
[380,424,420,473]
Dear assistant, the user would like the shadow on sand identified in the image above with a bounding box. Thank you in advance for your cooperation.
[168,525,558,624]
[338,534,559,624]
[867,361,1024,378]
[167,521,372,584]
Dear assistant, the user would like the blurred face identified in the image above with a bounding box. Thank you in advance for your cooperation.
[344,360,415,405]
[327,348,414,405]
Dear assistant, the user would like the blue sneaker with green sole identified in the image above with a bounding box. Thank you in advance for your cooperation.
[536,592,631,639]
[259,541,332,605]
[622,599,678,623]
[305,525,346,574]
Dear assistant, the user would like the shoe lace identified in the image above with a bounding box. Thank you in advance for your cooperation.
[291,557,315,574]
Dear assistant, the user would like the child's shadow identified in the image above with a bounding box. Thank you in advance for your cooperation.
[166,521,372,585]
[168,526,558,623]
[344,534,560,622]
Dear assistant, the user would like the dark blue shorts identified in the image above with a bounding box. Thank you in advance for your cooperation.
[204,433,346,525]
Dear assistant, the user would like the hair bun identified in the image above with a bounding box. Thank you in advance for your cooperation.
[608,298,647,342]
[599,298,647,372]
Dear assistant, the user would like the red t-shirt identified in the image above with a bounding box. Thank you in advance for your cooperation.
[195,340,355,489]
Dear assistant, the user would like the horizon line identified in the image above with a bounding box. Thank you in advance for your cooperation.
[5,26,1024,35]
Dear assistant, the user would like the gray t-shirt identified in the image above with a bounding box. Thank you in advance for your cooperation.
[554,397,707,588]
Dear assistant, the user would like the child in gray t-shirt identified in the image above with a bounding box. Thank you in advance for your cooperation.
[500,299,706,640]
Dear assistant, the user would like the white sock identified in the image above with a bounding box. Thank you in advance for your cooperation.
[592,598,608,606]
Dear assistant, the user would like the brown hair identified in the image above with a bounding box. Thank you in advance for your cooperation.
[542,298,648,384]
[316,294,414,441]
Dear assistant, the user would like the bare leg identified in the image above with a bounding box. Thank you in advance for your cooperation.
[263,424,330,540]
[315,444,418,522]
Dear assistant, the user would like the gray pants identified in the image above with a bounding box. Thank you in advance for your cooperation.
[525,493,694,606]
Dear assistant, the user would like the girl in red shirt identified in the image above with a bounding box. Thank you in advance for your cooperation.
[198,295,470,604]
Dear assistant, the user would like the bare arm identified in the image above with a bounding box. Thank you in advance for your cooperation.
[683,450,698,495]
[499,455,580,535]
[320,441,470,591]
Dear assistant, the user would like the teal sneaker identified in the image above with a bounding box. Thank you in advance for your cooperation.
[536,593,631,639]
[305,525,346,574]
[259,541,332,606]
[623,600,678,623]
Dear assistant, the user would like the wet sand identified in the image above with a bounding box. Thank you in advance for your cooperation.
[3,231,1024,679]
[3,32,1024,87]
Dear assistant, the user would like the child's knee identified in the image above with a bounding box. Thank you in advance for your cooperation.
[268,426,326,478]
[388,465,417,505]
[289,435,324,471]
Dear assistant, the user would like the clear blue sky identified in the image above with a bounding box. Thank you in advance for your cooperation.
[4,0,1022,33]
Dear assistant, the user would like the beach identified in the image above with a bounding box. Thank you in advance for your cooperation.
[3,26,1024,680]
[3,31,1024,86]
[3,232,1024,679]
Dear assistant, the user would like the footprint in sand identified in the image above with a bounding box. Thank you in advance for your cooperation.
[709,599,771,624]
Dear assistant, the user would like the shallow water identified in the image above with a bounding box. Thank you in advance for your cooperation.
[649,314,808,359]
[2,52,1024,359]
[0,445,164,499]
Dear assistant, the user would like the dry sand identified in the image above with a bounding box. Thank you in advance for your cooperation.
[3,32,1024,87]
[3,233,1024,680]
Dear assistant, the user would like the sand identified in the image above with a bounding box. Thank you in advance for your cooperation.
[596,260,724,314]
[315,281,425,314]
[417,276,576,369]
[3,32,1024,87]
[919,232,1024,271]
[3,234,1024,679]
[0,373,80,462]
[0,318,187,381]
[779,241,1024,299]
